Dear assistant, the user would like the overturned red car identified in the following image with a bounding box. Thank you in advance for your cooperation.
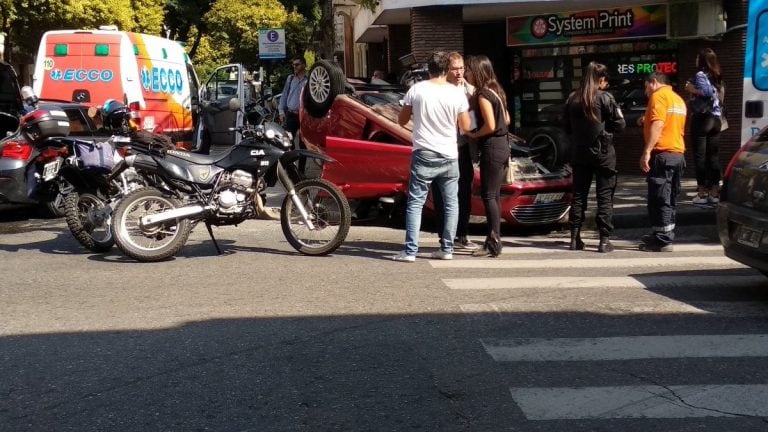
[298,61,573,228]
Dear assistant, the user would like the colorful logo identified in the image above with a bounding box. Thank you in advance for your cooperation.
[50,68,114,82]
[141,66,184,94]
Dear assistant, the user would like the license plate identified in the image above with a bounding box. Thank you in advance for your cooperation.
[736,225,763,248]
[535,192,564,203]
[42,159,61,181]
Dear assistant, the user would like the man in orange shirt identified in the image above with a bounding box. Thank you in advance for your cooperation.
[638,72,687,252]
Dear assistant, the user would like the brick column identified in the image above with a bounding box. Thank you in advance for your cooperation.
[410,6,463,62]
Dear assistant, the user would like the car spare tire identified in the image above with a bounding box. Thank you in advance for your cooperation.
[526,126,571,171]
[303,60,346,118]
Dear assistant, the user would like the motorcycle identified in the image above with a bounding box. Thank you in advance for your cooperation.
[61,100,174,252]
[110,98,351,262]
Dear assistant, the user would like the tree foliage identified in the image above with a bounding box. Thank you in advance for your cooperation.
[1,0,166,59]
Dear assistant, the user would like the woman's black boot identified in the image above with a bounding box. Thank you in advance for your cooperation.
[598,236,614,253]
[570,228,585,250]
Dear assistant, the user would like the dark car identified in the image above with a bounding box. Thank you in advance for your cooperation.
[299,61,573,228]
[0,61,24,138]
[716,127,768,277]
[0,86,111,216]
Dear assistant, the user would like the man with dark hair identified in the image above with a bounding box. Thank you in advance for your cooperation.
[431,51,478,250]
[639,72,687,252]
[390,51,472,262]
[278,56,307,140]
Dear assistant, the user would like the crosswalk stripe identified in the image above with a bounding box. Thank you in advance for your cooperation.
[510,385,768,419]
[481,335,768,361]
[461,300,768,316]
[431,256,745,269]
[444,275,765,289]
[494,243,725,254]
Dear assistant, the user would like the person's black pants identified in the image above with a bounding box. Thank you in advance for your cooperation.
[433,143,474,239]
[569,159,617,237]
[690,113,722,190]
[647,152,685,246]
[478,137,510,241]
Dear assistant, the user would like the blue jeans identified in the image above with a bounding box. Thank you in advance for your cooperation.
[403,149,459,256]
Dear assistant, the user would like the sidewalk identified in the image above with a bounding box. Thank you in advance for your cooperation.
[584,175,716,230]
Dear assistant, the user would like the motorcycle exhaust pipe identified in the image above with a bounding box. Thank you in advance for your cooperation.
[140,205,207,226]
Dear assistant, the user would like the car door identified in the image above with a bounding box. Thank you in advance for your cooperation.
[195,64,246,149]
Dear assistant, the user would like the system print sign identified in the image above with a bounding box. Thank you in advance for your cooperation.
[507,5,667,46]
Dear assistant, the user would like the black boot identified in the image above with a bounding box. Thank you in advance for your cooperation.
[570,228,585,251]
[598,236,614,253]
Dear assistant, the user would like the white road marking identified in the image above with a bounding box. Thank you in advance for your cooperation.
[443,275,765,289]
[481,335,768,361]
[432,256,746,269]
[510,385,768,419]
[460,300,768,316]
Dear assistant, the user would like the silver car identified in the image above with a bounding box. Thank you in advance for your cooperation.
[716,127,768,277]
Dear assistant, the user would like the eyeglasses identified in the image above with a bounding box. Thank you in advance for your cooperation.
[292,62,302,67]
[449,66,465,71]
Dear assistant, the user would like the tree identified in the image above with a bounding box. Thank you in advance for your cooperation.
[202,0,310,68]
[2,0,166,61]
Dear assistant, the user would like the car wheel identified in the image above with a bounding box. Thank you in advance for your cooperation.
[303,60,346,118]
[526,126,571,170]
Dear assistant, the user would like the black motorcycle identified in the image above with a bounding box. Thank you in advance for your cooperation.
[110,103,351,262]
[61,101,172,252]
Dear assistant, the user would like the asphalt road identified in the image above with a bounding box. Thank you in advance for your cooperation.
[1,215,767,431]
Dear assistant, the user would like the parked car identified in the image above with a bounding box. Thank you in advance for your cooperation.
[299,61,573,228]
[0,64,112,216]
[716,127,768,277]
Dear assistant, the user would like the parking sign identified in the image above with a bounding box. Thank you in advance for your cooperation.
[258,28,286,60]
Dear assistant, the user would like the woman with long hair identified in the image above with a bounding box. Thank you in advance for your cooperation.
[685,48,723,205]
[563,61,626,252]
[465,55,511,257]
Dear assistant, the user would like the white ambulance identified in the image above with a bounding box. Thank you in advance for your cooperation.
[32,27,200,149]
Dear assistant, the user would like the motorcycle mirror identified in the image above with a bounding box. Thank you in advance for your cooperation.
[20,86,39,106]
[228,98,241,112]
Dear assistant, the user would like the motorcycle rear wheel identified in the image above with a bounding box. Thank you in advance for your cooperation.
[113,188,191,262]
[280,178,351,256]
[64,191,114,252]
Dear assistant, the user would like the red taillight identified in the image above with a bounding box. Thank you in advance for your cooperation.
[0,141,33,160]
[36,147,62,163]
[128,101,141,128]
[723,137,753,180]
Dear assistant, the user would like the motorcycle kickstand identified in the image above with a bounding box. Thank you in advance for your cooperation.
[205,221,222,255]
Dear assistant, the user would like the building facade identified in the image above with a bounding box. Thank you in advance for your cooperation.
[342,0,748,176]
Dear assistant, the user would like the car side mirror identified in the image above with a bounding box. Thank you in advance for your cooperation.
[228,98,241,112]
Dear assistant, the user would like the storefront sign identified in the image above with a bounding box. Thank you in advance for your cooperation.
[507,5,667,46]
[617,61,677,75]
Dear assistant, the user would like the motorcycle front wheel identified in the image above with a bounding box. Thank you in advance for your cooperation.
[113,188,191,262]
[280,178,351,256]
[64,191,114,252]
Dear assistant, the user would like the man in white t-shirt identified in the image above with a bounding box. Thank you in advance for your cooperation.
[391,51,471,262]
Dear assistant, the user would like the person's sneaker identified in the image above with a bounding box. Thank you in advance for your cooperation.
[639,242,674,252]
[708,195,720,204]
[640,234,655,245]
[390,251,415,262]
[430,250,453,260]
[692,195,710,205]
[454,237,479,251]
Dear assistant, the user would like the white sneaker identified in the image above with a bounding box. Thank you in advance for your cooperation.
[390,251,415,262]
[430,250,453,260]
[692,195,709,205]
